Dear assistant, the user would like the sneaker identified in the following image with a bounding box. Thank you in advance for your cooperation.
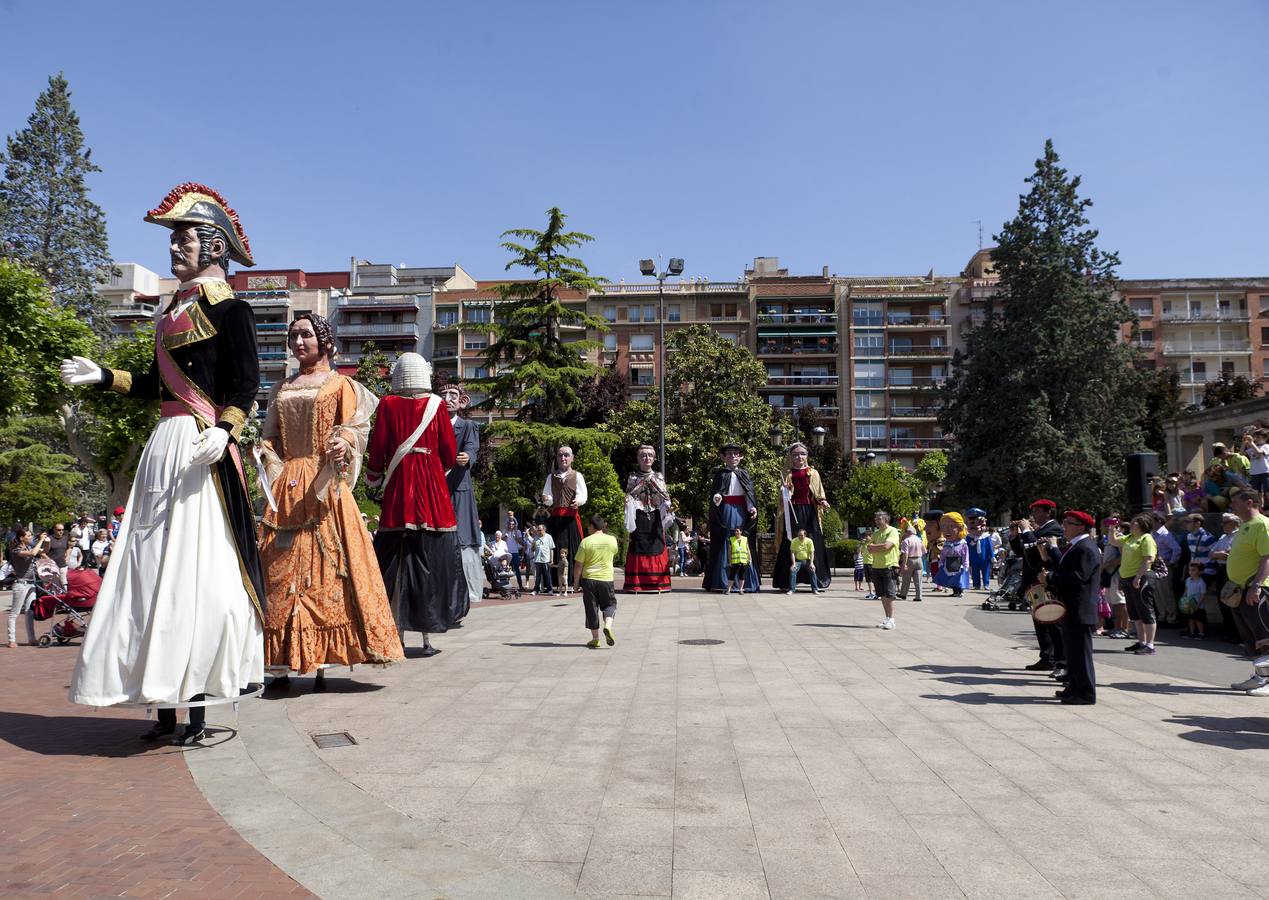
[876,618,895,630]
[1123,642,1144,652]
[603,625,615,646]
[786,590,795,595]
[1232,675,1268,691]
[813,589,823,594]
[1135,645,1157,655]
[1249,683,1269,696]
[586,638,601,649]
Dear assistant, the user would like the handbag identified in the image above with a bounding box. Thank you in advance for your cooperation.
[1220,579,1244,608]
[1096,591,1112,620]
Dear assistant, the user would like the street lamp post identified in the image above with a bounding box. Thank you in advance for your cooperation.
[639,256,684,477]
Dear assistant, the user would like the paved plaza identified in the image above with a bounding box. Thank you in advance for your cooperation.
[5,580,1269,898]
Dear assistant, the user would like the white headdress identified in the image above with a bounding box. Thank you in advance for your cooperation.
[391,352,432,396]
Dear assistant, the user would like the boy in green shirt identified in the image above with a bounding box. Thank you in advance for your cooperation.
[573,515,619,648]
[787,528,823,595]
[727,526,752,595]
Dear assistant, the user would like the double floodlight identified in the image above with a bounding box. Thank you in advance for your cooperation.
[639,258,686,278]
[639,259,656,276]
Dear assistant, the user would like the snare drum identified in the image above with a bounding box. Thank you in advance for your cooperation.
[1025,583,1066,624]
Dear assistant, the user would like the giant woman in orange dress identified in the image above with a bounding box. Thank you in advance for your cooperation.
[256,313,403,688]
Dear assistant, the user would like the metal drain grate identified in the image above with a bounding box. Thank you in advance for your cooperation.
[311,731,357,749]
[679,639,725,646]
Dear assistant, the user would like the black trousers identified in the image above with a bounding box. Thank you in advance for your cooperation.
[1035,619,1065,667]
[1059,619,1096,701]
[158,693,206,730]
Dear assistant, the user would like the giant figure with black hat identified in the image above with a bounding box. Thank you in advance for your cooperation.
[59,183,265,745]
[704,443,760,592]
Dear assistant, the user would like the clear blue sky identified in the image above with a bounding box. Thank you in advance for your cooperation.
[2,0,1265,282]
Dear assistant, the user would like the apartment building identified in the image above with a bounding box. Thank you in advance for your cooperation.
[334,260,476,371]
[1118,278,1269,406]
[96,263,178,335]
[227,269,346,408]
[593,278,750,402]
[844,274,956,465]
[436,282,593,421]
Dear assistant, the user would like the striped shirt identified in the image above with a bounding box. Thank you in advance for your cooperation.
[1187,526,1218,576]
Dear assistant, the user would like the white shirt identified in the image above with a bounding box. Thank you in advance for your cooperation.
[724,470,742,496]
[489,538,509,562]
[541,470,588,507]
[1249,443,1269,476]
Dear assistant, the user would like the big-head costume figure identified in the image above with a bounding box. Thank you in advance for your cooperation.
[543,445,588,591]
[704,442,760,592]
[367,354,466,655]
[440,381,482,611]
[59,183,265,745]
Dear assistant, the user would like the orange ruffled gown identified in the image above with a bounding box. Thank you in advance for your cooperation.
[258,372,403,673]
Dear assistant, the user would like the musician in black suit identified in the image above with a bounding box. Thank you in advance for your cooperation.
[1037,510,1102,705]
[1013,499,1066,674]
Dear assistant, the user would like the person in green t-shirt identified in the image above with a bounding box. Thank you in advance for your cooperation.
[867,511,902,630]
[573,515,619,649]
[787,528,822,595]
[1109,513,1158,654]
[1226,490,1269,680]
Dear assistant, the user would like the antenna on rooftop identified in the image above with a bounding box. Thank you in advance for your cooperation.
[976,220,983,250]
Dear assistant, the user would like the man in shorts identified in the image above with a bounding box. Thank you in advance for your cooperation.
[1225,489,1269,695]
[573,515,619,649]
[868,511,901,630]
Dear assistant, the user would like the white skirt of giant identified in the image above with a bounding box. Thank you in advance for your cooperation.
[70,415,264,706]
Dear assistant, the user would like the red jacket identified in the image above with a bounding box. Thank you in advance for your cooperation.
[367,395,458,531]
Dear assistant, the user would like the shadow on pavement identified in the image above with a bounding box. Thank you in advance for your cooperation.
[1105,681,1235,697]
[920,692,1056,705]
[504,641,590,648]
[904,664,1027,675]
[262,677,385,699]
[1166,715,1269,750]
[794,623,880,630]
[0,709,230,757]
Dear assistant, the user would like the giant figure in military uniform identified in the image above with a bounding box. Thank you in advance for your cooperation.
[60,183,265,746]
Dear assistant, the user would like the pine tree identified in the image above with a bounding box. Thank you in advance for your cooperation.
[475,207,609,423]
[0,73,113,329]
[939,140,1146,515]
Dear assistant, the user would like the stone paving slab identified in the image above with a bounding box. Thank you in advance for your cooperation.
[183,582,1269,898]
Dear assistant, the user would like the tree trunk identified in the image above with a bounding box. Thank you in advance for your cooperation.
[57,399,139,509]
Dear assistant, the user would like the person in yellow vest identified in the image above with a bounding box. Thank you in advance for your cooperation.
[573,515,619,649]
[727,526,752,595]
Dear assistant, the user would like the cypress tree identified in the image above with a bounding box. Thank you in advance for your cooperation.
[940,140,1146,515]
[0,73,113,330]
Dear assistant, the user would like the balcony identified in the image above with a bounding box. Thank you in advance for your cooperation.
[888,436,950,451]
[338,296,422,311]
[1160,310,1250,323]
[109,302,158,318]
[758,341,839,356]
[775,405,840,416]
[598,281,746,294]
[853,437,890,449]
[888,376,946,389]
[258,322,289,331]
[887,344,950,359]
[876,292,948,303]
[756,312,837,325]
[1161,340,1252,355]
[765,374,840,387]
[335,322,420,338]
[890,405,939,419]
[258,351,288,361]
[851,315,884,328]
[886,315,947,327]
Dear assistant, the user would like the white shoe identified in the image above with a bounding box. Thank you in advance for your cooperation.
[876,618,895,630]
[1231,675,1267,691]
[1249,683,1269,696]
[786,590,794,595]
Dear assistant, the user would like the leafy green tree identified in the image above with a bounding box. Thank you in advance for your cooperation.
[0,258,94,422]
[602,326,788,528]
[352,341,392,397]
[912,450,948,493]
[59,324,158,510]
[0,417,84,527]
[1140,367,1185,460]
[836,461,924,527]
[1201,371,1262,410]
[939,140,1145,516]
[475,207,609,423]
[0,74,113,330]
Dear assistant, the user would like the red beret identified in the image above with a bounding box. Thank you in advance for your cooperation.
[1063,510,1095,528]
[113,506,125,516]
[1029,499,1057,510]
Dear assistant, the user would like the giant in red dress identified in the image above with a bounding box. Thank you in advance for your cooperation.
[367,393,468,634]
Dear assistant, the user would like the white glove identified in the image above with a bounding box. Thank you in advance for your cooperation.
[190,427,230,466]
[60,356,104,386]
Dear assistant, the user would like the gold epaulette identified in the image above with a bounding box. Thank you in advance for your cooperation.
[201,280,235,305]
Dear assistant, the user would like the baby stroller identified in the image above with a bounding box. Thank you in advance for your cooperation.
[482,556,521,600]
[981,555,1024,612]
[31,566,101,646]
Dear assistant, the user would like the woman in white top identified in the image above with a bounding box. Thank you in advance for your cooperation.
[502,526,525,591]
[1243,429,1269,497]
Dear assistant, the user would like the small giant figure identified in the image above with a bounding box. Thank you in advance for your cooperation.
[704,442,759,593]
[543,445,588,592]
